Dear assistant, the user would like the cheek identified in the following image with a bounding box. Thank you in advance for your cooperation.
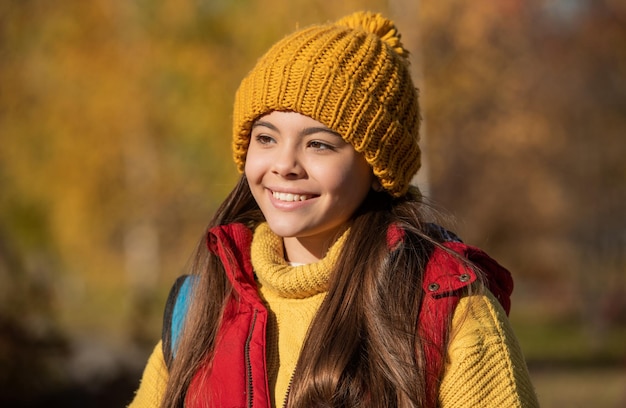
[244,149,263,181]
[345,154,373,186]
[244,161,264,205]
[320,157,373,197]
[348,165,374,198]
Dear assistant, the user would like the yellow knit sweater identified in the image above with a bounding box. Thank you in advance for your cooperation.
[128,224,539,407]
[252,223,349,406]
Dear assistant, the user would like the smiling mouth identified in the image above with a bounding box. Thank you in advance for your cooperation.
[272,191,313,202]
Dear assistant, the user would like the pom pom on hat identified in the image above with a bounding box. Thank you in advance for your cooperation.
[336,11,409,59]
[232,11,421,197]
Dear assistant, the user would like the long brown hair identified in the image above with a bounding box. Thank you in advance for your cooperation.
[160,176,262,407]
[161,176,464,407]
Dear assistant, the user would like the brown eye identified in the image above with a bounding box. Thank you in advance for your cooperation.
[308,140,335,151]
[254,134,275,144]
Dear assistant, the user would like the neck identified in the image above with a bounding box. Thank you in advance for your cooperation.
[283,227,348,264]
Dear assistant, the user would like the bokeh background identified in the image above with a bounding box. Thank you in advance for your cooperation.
[1,0,625,406]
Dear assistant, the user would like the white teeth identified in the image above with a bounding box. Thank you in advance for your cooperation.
[273,191,310,202]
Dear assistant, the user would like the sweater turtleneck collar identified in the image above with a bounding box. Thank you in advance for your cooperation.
[250,222,349,299]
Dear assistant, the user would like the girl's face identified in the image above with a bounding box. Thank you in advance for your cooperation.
[245,111,374,263]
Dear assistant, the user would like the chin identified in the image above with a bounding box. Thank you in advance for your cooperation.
[264,220,300,238]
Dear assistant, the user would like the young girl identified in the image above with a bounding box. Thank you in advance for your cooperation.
[129,11,539,408]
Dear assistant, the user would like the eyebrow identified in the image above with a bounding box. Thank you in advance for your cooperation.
[252,120,278,132]
[252,120,343,139]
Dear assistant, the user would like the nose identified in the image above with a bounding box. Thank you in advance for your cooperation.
[271,146,305,179]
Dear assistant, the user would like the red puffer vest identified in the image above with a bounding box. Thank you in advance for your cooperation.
[162,223,513,408]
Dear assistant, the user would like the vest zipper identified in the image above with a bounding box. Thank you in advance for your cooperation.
[245,309,258,408]
[281,372,294,408]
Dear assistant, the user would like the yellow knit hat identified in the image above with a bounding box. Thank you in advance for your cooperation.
[233,11,421,197]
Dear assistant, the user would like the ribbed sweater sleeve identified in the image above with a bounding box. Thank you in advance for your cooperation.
[439,291,539,407]
[127,341,169,408]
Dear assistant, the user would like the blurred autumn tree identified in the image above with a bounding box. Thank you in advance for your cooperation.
[416,0,626,356]
[0,0,388,404]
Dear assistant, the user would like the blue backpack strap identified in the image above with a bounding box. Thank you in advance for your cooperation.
[162,274,197,369]
[424,222,463,244]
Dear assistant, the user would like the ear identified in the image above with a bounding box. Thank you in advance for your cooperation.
[372,178,383,192]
